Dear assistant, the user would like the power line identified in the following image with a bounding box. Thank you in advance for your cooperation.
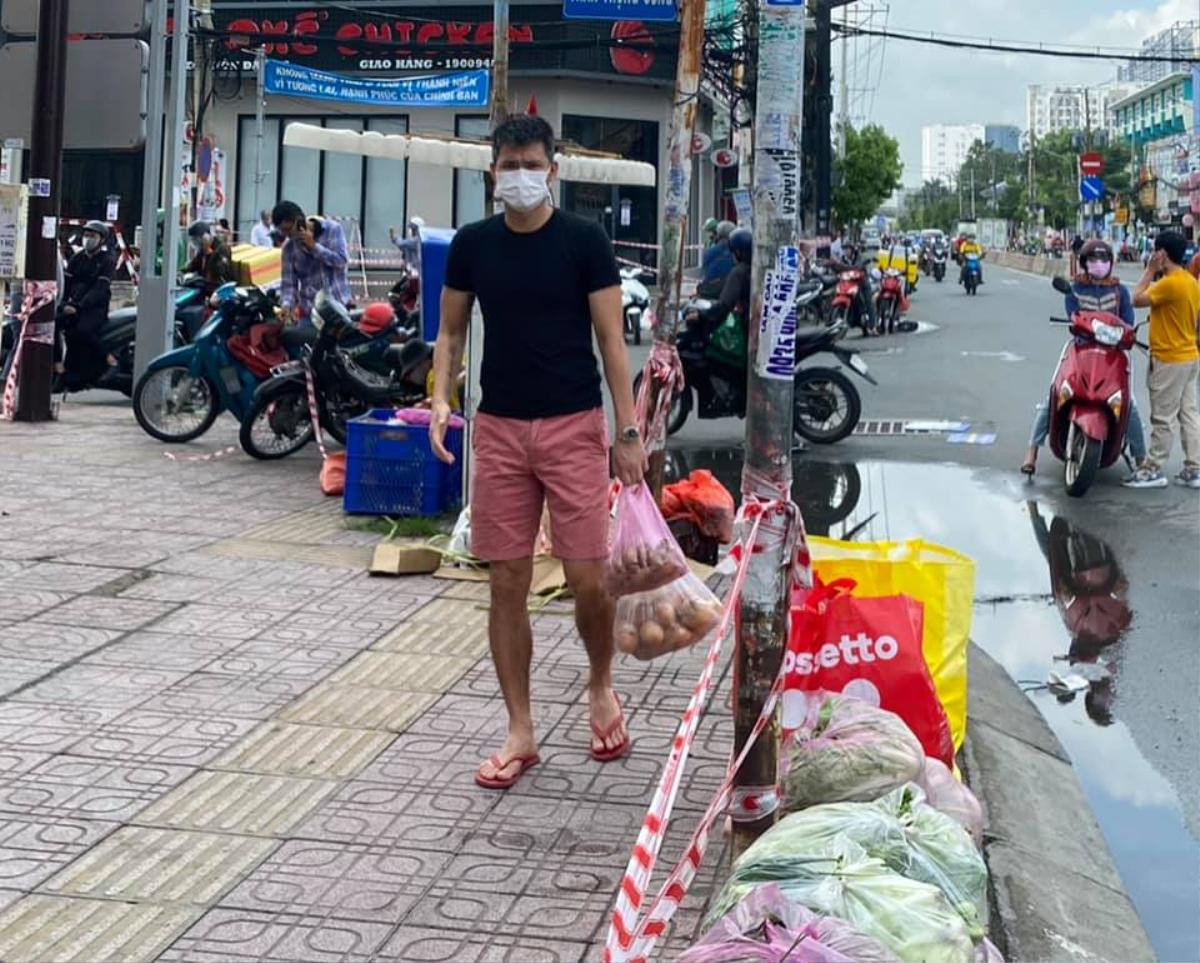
[833,23,1200,63]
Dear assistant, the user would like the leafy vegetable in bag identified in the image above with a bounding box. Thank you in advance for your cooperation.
[918,756,985,848]
[706,838,975,963]
[781,692,924,811]
[680,882,899,963]
[872,785,989,941]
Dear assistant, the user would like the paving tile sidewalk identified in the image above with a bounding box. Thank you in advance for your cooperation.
[0,404,731,962]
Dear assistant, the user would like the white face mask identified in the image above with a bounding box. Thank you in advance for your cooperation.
[495,168,551,213]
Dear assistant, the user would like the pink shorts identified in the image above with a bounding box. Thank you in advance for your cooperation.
[470,407,610,562]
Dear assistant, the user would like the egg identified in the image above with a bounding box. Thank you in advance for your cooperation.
[653,601,677,627]
[615,623,639,653]
[638,620,665,648]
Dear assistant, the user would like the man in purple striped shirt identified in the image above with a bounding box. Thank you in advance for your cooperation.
[271,200,352,323]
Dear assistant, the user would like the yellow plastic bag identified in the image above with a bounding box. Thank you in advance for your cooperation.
[809,537,975,750]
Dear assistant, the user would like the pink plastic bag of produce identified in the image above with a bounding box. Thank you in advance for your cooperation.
[607,483,690,597]
[678,883,900,963]
[918,757,985,849]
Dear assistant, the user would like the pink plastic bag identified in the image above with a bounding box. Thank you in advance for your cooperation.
[678,883,900,963]
[918,757,985,849]
[606,483,689,597]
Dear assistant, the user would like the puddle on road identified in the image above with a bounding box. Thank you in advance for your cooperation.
[665,447,1200,962]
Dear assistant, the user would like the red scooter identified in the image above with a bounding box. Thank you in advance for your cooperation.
[830,265,874,337]
[1047,276,1145,496]
[877,268,906,334]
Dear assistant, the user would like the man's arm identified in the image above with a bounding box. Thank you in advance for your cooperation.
[1132,251,1162,308]
[312,222,348,269]
[279,243,295,311]
[591,284,646,485]
[76,256,114,312]
[429,286,472,464]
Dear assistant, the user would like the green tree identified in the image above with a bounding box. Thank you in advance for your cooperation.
[833,124,903,228]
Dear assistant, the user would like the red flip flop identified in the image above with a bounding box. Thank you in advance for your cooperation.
[474,752,540,790]
[590,696,632,762]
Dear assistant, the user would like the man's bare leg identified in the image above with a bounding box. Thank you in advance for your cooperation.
[563,559,626,755]
[478,557,538,782]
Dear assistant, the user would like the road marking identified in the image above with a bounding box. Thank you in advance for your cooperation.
[961,350,1025,362]
[1002,279,1020,286]
[947,431,997,445]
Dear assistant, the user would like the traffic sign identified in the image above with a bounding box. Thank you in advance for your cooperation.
[1114,206,1128,225]
[1079,152,1103,176]
[1080,176,1104,202]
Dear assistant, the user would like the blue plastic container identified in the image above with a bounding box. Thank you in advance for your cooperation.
[343,409,463,516]
[418,227,457,343]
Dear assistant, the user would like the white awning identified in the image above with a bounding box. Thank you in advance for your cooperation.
[282,122,656,187]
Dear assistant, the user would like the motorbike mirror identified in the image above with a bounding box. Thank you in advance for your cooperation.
[1051,276,1072,295]
[314,290,352,329]
[638,271,657,286]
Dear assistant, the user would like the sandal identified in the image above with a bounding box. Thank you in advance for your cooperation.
[590,695,632,762]
[474,752,540,790]
[1020,461,1036,476]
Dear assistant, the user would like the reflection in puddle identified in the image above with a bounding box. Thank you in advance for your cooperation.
[664,445,1200,961]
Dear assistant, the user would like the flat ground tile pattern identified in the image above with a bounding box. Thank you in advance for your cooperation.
[0,405,733,961]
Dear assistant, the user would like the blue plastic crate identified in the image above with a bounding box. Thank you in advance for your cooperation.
[343,409,463,516]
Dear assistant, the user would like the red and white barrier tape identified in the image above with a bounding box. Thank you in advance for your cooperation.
[616,255,658,274]
[604,491,811,963]
[604,511,765,963]
[2,281,57,421]
[614,240,704,252]
[303,360,328,460]
[164,445,239,462]
[634,341,683,454]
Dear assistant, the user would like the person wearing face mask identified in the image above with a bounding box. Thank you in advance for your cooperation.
[430,114,647,792]
[184,221,236,296]
[272,200,351,323]
[57,220,116,384]
[1021,239,1147,476]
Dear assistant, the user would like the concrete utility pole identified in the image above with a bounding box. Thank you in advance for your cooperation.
[731,0,806,858]
[133,0,190,380]
[252,47,266,225]
[190,0,214,226]
[14,0,69,422]
[489,0,510,130]
[838,5,849,158]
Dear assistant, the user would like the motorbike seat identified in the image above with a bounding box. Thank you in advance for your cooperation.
[794,325,831,349]
[279,326,317,353]
[383,343,408,372]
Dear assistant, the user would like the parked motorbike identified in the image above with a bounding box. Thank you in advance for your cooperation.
[1045,275,1145,497]
[828,264,878,337]
[877,268,906,334]
[961,253,982,295]
[633,291,876,445]
[239,294,419,460]
[621,266,653,345]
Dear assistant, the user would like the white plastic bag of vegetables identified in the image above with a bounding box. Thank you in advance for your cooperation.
[871,785,989,941]
[706,837,975,963]
[678,882,899,963]
[918,756,985,848]
[781,692,924,811]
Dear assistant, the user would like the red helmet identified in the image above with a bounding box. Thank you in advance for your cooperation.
[359,302,395,336]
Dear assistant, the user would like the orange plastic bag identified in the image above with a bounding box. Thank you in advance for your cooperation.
[319,452,346,496]
[661,469,735,543]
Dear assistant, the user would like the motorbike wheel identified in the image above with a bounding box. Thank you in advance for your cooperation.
[239,380,316,460]
[133,365,219,443]
[793,366,860,444]
[1064,424,1102,497]
[632,371,692,436]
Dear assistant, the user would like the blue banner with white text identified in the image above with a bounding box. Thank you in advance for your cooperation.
[263,60,490,108]
[562,0,677,21]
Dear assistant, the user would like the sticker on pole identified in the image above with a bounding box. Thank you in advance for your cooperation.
[563,0,676,20]
[29,178,50,198]
[756,246,800,381]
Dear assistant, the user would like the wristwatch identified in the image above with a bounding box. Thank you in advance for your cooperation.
[618,425,641,444]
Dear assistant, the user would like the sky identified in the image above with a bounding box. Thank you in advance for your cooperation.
[849,0,1197,186]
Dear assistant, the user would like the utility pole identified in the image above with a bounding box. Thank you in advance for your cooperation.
[970,165,976,220]
[134,0,191,380]
[810,1,832,237]
[732,0,806,859]
[252,47,266,225]
[13,0,69,422]
[838,5,849,158]
[190,0,214,226]
[489,0,510,130]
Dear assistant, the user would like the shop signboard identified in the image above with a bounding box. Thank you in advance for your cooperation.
[211,2,678,81]
[263,59,490,107]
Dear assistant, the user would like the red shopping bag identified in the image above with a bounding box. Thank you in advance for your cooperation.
[786,579,954,767]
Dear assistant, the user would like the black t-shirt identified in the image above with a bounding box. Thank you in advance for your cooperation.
[444,210,620,420]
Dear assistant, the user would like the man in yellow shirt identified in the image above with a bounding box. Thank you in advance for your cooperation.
[1126,231,1200,489]
[958,233,983,287]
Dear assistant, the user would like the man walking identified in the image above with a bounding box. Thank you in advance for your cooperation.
[429,115,647,790]
[271,201,351,322]
[1125,231,1200,489]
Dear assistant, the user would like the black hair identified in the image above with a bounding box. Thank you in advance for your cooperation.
[1154,230,1188,266]
[272,200,304,228]
[492,114,555,163]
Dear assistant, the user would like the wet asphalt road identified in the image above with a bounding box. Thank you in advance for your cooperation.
[636,262,1200,961]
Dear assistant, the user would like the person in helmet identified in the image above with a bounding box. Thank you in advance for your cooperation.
[958,232,983,286]
[702,217,719,247]
[1021,238,1147,476]
[57,220,116,384]
[184,220,235,295]
[693,226,752,334]
[698,220,738,297]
